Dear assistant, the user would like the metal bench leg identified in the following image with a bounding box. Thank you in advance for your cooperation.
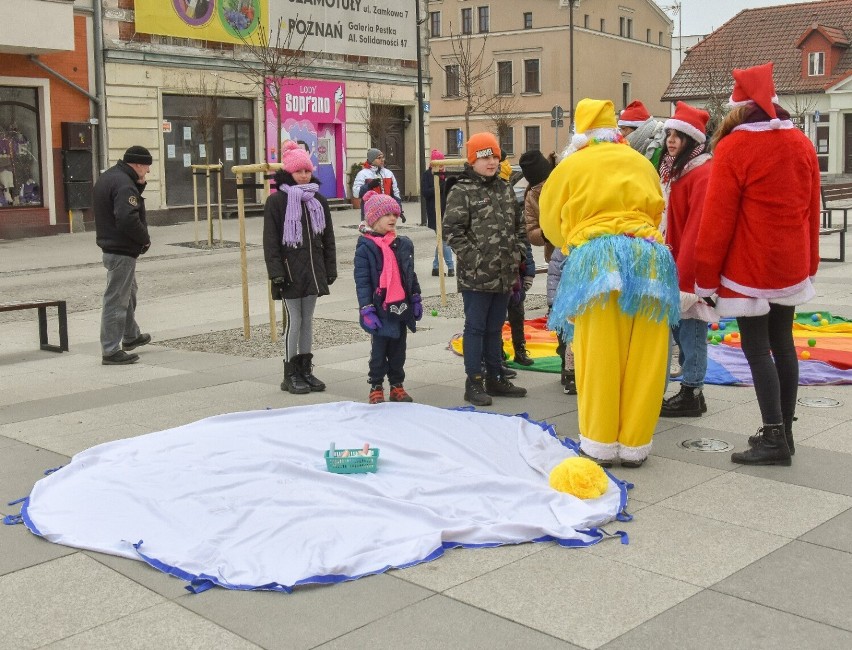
[38,304,66,353]
[58,301,69,351]
[841,229,846,263]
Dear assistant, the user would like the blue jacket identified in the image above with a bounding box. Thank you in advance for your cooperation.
[354,232,421,338]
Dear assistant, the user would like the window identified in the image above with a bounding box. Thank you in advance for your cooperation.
[646,28,651,43]
[525,126,540,153]
[446,128,463,157]
[600,18,606,32]
[809,52,825,76]
[523,12,532,29]
[478,6,489,33]
[524,59,540,93]
[622,82,631,109]
[497,61,513,94]
[619,17,625,36]
[499,126,514,156]
[627,18,633,38]
[659,31,664,45]
[584,15,589,29]
[430,11,441,38]
[461,8,472,34]
[0,86,42,208]
[446,64,460,97]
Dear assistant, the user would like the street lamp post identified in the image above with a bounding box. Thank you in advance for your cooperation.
[569,1,575,133]
[414,0,427,226]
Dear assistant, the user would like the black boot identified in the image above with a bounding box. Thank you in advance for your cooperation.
[563,370,577,395]
[485,375,527,397]
[464,374,492,406]
[660,385,705,417]
[297,353,326,392]
[732,424,791,466]
[281,359,310,394]
[513,344,534,367]
[749,416,796,455]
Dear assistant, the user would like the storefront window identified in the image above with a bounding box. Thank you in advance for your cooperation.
[0,87,42,208]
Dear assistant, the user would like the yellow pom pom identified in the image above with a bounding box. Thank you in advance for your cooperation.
[548,456,609,500]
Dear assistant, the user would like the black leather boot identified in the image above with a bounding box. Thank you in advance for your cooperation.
[732,424,791,466]
[464,374,492,406]
[563,369,577,395]
[513,344,534,366]
[749,415,796,455]
[298,353,326,392]
[485,375,527,397]
[660,385,706,417]
[281,358,310,394]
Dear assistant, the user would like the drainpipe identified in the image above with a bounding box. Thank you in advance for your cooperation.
[92,0,107,172]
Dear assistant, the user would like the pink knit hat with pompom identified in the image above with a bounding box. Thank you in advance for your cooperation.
[281,141,314,174]
[363,190,400,227]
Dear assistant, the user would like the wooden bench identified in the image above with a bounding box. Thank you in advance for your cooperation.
[820,183,852,230]
[820,226,846,263]
[0,300,69,352]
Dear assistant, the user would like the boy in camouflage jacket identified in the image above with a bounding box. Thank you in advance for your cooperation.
[443,132,528,406]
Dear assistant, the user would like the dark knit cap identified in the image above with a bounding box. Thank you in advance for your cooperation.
[123,146,153,165]
[519,150,552,188]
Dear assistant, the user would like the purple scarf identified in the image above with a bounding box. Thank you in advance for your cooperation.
[279,182,326,247]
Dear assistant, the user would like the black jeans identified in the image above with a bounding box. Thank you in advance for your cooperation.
[737,304,798,426]
[368,329,407,386]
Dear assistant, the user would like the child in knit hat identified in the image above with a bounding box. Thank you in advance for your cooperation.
[354,190,422,404]
[263,140,337,395]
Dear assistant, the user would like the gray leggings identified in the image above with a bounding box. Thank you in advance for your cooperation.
[282,295,317,360]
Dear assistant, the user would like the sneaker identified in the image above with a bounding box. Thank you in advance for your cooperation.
[485,376,527,397]
[563,370,577,395]
[464,374,492,407]
[431,268,439,276]
[620,458,646,468]
[389,384,413,402]
[368,384,385,404]
[578,448,613,469]
[102,350,140,365]
[122,333,151,351]
[501,363,517,379]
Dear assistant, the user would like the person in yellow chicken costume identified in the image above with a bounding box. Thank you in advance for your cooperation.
[540,99,679,468]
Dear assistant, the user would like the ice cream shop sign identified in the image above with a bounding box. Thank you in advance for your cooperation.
[285,86,331,117]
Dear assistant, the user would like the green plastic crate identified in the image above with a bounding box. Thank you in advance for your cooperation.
[325,448,379,474]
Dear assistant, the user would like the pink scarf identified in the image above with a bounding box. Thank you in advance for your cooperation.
[370,232,406,308]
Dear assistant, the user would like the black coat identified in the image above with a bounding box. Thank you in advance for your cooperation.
[93,161,150,257]
[263,176,337,300]
[421,169,448,231]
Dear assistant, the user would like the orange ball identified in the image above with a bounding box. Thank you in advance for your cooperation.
[801,350,811,360]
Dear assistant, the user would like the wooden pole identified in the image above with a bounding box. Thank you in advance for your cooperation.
[206,167,213,247]
[432,158,465,308]
[266,171,278,343]
[192,168,199,245]
[216,166,223,243]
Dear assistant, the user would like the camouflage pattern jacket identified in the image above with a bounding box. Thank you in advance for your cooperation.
[443,167,528,293]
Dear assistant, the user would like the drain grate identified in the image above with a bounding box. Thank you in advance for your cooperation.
[797,397,842,408]
[680,438,733,452]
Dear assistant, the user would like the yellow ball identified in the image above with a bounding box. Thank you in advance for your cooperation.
[801,350,811,360]
[549,456,609,500]
[821,319,829,326]
[724,334,733,342]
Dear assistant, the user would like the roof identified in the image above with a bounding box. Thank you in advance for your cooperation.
[663,0,852,101]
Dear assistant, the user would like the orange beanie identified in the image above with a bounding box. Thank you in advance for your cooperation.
[466,132,501,165]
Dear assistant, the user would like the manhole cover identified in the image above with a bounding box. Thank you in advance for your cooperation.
[797,397,842,408]
[680,438,733,452]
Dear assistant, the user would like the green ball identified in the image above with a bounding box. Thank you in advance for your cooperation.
[808,339,817,347]
[431,309,438,317]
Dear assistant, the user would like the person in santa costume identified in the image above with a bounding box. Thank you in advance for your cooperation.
[694,62,821,466]
[659,102,717,418]
[618,100,666,169]
[540,98,679,468]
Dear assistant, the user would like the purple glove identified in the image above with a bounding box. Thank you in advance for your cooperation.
[360,305,382,331]
[509,277,523,306]
[412,294,423,321]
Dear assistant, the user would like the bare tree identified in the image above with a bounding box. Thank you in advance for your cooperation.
[485,93,522,156]
[230,17,317,161]
[780,91,819,131]
[358,84,402,145]
[179,72,222,164]
[432,28,501,137]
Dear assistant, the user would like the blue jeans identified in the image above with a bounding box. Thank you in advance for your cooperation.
[433,242,454,270]
[671,318,708,389]
[462,291,510,377]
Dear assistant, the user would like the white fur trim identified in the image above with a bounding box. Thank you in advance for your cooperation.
[715,297,770,318]
[694,283,717,298]
[721,274,812,299]
[727,95,779,108]
[618,441,652,463]
[731,120,795,133]
[618,119,644,128]
[578,436,619,461]
[663,118,706,144]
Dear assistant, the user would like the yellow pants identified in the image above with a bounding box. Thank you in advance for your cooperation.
[574,292,669,462]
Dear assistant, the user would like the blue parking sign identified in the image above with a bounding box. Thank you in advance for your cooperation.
[457,129,464,150]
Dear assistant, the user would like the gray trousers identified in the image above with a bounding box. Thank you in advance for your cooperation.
[101,252,141,355]
[282,295,317,361]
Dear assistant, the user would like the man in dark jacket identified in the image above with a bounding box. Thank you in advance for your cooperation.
[94,146,152,365]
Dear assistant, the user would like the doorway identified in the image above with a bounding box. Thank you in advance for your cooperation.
[373,105,406,197]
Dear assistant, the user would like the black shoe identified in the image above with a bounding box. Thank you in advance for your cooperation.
[513,346,534,367]
[660,385,705,417]
[501,363,517,379]
[448,269,455,277]
[102,350,140,365]
[281,360,310,394]
[464,374,492,406]
[296,353,326,392]
[578,448,613,469]
[432,268,439,276]
[732,424,791,466]
[122,333,151,351]
[485,376,527,397]
[750,416,796,455]
[563,370,577,395]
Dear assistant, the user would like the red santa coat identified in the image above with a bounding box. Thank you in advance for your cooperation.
[666,156,712,292]
[694,127,820,310]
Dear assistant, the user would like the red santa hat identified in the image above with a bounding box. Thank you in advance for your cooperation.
[618,100,651,128]
[664,102,710,144]
[728,62,782,128]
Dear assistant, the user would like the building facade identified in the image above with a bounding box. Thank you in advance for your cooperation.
[426,0,673,159]
[0,0,93,238]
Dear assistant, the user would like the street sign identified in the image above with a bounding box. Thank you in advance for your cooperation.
[423,102,430,113]
[456,129,464,150]
[551,105,564,120]
[551,119,564,128]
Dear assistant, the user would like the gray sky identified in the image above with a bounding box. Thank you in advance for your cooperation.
[655,0,819,36]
